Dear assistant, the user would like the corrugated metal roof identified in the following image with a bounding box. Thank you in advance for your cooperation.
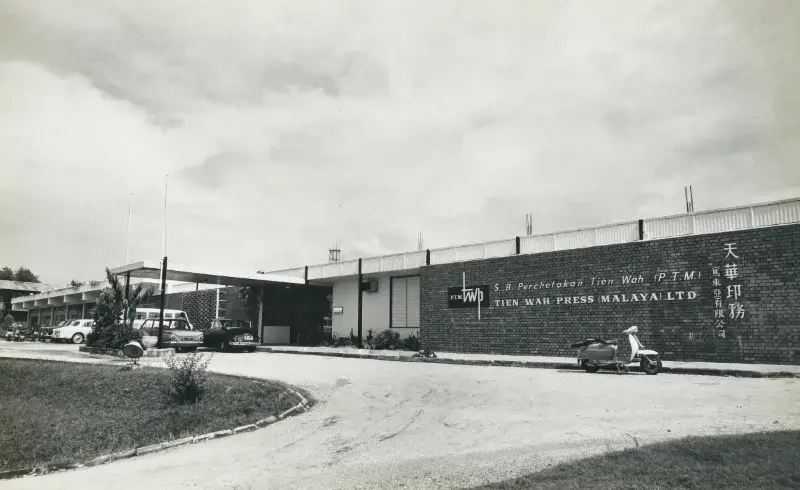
[0,280,58,293]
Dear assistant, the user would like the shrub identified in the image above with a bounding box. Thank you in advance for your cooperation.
[87,267,153,349]
[2,313,14,329]
[163,352,212,404]
[373,329,400,350]
[402,333,420,351]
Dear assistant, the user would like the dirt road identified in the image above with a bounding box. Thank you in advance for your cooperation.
[1,342,798,489]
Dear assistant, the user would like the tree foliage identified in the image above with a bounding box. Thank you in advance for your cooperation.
[0,266,40,283]
[87,268,154,349]
[69,280,84,288]
[2,313,15,328]
[238,286,260,322]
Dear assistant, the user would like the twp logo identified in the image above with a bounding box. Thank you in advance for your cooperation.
[448,284,489,310]
[461,287,484,303]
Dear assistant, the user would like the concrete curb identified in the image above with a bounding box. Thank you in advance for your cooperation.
[258,348,800,379]
[78,346,176,358]
[0,388,311,481]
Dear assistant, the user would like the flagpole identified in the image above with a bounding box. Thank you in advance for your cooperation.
[124,193,133,264]
[162,174,169,257]
[157,174,169,349]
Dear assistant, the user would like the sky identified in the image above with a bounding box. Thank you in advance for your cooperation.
[0,0,798,286]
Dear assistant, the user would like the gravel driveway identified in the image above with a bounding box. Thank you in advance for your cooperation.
[1,342,798,489]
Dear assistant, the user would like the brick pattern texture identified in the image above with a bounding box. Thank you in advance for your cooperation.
[143,287,243,330]
[420,224,800,365]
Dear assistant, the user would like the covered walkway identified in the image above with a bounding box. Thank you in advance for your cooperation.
[109,260,327,345]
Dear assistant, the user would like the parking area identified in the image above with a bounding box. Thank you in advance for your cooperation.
[1,341,798,489]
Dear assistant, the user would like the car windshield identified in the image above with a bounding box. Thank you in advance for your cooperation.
[223,320,248,329]
[171,320,191,331]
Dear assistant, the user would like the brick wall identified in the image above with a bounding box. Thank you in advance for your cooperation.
[143,287,243,330]
[420,224,800,365]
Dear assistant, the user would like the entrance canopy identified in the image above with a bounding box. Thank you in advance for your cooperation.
[109,260,305,288]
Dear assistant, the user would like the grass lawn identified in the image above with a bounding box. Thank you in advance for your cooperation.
[474,430,800,490]
[0,358,313,472]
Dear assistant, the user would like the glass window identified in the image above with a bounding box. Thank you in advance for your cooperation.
[172,319,190,331]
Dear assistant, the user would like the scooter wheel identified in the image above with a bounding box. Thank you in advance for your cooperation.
[581,360,600,373]
[641,356,662,375]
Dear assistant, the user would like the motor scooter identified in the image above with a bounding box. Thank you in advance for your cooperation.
[570,326,662,375]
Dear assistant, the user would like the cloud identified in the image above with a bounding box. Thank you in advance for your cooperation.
[0,0,797,285]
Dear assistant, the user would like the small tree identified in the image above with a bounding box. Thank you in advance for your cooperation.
[2,312,14,329]
[0,267,14,280]
[87,268,154,349]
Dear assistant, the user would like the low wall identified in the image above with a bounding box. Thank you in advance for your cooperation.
[421,223,800,365]
[79,346,175,358]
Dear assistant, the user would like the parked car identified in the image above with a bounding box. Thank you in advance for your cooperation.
[43,320,70,342]
[126,308,194,329]
[136,318,203,352]
[203,318,258,352]
[52,319,94,344]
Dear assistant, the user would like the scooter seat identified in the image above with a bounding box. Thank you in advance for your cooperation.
[570,338,619,348]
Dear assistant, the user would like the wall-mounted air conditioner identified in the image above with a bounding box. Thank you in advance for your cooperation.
[361,279,379,293]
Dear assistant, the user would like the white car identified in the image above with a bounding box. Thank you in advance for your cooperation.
[52,319,94,344]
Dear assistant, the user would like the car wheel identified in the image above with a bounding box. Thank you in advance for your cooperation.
[71,333,85,344]
[247,347,256,353]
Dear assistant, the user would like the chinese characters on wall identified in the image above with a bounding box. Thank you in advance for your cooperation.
[711,242,746,339]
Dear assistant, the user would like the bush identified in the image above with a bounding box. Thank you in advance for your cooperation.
[332,333,351,347]
[163,352,212,404]
[363,329,375,349]
[402,333,420,351]
[2,313,14,329]
[374,329,400,350]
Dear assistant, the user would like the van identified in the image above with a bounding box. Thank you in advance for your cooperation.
[122,308,194,330]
